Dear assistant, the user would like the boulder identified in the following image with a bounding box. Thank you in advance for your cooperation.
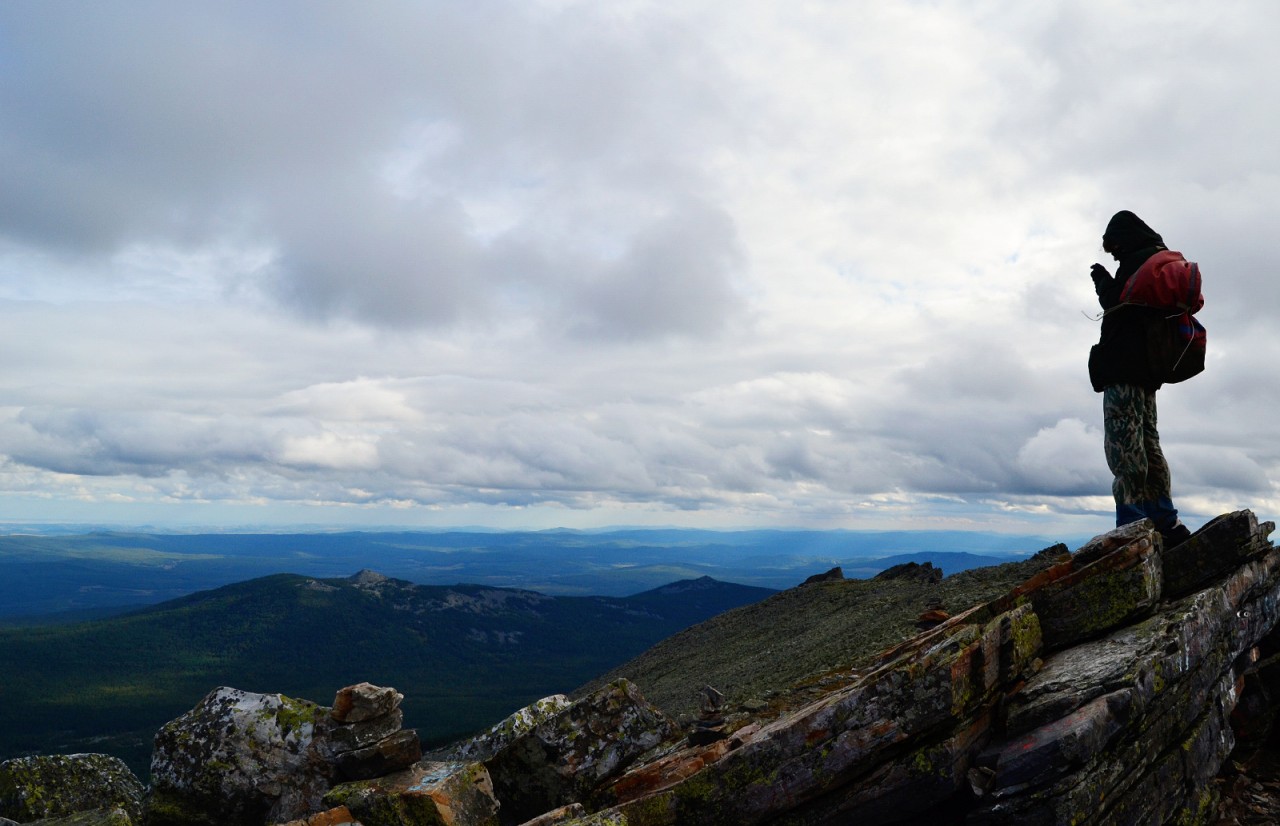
[484,679,678,825]
[149,687,334,825]
[323,761,499,826]
[324,684,420,782]
[435,695,573,763]
[596,723,759,810]
[0,754,144,825]
[149,683,421,824]
[516,804,585,825]
[321,707,409,760]
[332,683,403,724]
[330,729,422,783]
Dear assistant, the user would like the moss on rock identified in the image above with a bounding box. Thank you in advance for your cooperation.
[0,754,144,824]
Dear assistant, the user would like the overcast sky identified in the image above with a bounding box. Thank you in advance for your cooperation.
[0,1,1276,536]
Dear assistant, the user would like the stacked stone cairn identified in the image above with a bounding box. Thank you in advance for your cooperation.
[6,510,1280,825]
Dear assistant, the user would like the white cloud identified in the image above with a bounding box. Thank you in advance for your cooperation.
[1015,419,1109,496]
[0,1,1275,534]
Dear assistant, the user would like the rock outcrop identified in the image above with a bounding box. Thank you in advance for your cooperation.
[149,683,420,825]
[801,567,844,586]
[433,695,574,764]
[484,680,677,825]
[321,760,499,826]
[9,510,1279,826]
[517,510,1279,825]
[0,753,144,825]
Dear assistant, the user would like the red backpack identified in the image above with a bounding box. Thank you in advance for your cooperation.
[1119,250,1206,384]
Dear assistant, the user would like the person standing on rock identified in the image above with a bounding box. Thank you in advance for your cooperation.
[1088,210,1192,547]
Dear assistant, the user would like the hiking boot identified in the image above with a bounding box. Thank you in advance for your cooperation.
[1161,523,1192,549]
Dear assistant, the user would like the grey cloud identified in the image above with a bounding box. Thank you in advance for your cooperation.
[268,193,489,328]
[0,2,747,337]
[1014,419,1109,496]
[0,2,1275,531]
[561,201,746,340]
[0,4,390,253]
[2,408,275,477]
[1172,445,1273,494]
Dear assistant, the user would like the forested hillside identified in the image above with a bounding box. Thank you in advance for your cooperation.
[0,571,772,777]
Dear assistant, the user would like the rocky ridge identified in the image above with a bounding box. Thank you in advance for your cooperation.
[2,510,1278,825]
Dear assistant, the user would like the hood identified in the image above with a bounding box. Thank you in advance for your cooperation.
[1104,210,1165,256]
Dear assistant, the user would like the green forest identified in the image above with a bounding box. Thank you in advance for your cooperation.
[0,571,772,778]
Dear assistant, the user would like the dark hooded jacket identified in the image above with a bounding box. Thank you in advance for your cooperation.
[1088,211,1169,392]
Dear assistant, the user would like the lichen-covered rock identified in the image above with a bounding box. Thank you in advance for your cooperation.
[1019,521,1163,650]
[545,813,625,826]
[544,512,1277,826]
[148,683,422,824]
[970,519,1280,824]
[323,761,499,826]
[0,754,144,824]
[599,602,1041,825]
[148,686,334,826]
[598,723,758,809]
[436,695,573,763]
[485,680,678,825]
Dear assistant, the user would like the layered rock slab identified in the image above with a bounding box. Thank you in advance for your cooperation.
[583,602,1041,825]
[529,511,1276,826]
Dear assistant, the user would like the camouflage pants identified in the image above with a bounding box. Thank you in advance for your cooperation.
[1103,384,1177,529]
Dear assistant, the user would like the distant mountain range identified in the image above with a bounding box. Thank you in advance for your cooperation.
[0,528,1075,618]
[0,570,774,779]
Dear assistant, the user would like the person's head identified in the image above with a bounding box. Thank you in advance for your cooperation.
[1102,210,1164,260]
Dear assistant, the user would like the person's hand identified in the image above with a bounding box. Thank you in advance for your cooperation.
[1090,263,1110,282]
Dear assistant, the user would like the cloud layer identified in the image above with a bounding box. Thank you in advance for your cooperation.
[0,0,1277,533]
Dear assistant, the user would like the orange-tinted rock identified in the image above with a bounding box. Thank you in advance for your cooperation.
[331,683,403,724]
[324,761,499,826]
[273,805,360,826]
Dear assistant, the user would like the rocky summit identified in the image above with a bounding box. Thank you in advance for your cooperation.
[3,510,1280,825]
